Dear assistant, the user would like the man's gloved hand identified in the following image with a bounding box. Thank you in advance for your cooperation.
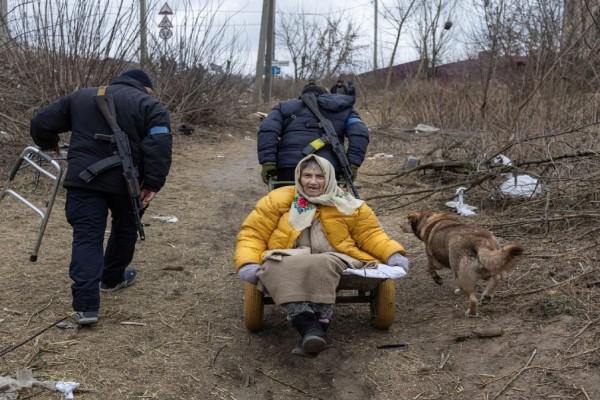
[387,253,409,272]
[350,164,359,180]
[238,263,262,284]
[261,162,277,184]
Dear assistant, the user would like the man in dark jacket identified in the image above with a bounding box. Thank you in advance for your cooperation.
[330,79,349,95]
[30,69,172,326]
[257,84,369,184]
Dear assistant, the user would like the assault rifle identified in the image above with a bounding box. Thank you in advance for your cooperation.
[91,87,145,240]
[300,93,359,198]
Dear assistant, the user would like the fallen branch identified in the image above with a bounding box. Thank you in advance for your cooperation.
[256,368,322,399]
[486,214,600,229]
[212,345,227,366]
[581,386,592,400]
[492,348,536,400]
[563,345,600,360]
[500,268,599,298]
[0,316,69,357]
[439,352,451,369]
[381,160,478,182]
[573,319,596,339]
[366,173,495,202]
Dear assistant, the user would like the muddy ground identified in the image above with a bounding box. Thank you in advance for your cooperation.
[0,114,599,400]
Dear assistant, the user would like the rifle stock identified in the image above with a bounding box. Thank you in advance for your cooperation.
[94,94,146,240]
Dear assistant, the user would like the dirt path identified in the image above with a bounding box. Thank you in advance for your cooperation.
[1,129,599,399]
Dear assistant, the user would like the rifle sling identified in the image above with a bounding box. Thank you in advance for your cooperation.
[78,87,128,182]
[299,93,342,156]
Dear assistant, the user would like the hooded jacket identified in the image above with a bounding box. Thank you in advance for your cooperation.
[257,94,369,172]
[30,75,172,194]
[234,186,405,270]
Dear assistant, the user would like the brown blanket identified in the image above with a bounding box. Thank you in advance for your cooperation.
[257,253,347,304]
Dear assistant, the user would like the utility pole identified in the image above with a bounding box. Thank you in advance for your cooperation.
[0,0,9,44]
[374,0,378,70]
[254,0,270,103]
[263,0,276,104]
[140,0,148,67]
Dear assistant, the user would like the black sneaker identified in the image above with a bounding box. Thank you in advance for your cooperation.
[100,268,137,293]
[73,311,98,326]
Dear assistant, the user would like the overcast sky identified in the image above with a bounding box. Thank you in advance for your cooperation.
[6,0,472,75]
[145,0,429,75]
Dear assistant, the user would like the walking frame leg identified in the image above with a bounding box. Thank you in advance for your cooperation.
[0,146,64,262]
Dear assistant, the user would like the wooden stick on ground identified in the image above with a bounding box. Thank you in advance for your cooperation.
[563,345,600,360]
[501,268,599,298]
[256,368,323,399]
[0,316,68,357]
[491,349,537,400]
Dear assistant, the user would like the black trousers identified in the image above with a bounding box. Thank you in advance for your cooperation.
[65,188,139,312]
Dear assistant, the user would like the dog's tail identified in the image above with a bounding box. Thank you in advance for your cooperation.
[478,243,524,274]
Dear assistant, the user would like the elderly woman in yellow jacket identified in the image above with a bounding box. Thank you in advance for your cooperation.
[234,154,408,358]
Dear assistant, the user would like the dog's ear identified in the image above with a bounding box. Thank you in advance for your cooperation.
[407,212,419,223]
[407,212,422,236]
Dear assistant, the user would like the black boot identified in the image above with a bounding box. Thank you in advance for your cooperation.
[291,320,334,358]
[291,312,327,354]
[320,321,333,349]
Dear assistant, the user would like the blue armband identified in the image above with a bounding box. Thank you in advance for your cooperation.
[146,126,170,135]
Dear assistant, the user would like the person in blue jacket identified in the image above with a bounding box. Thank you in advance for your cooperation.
[30,69,172,326]
[257,84,369,185]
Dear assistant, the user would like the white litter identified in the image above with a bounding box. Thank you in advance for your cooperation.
[56,381,80,399]
[367,153,394,160]
[151,215,179,223]
[445,186,477,216]
[492,155,542,198]
[0,371,73,400]
[413,124,440,133]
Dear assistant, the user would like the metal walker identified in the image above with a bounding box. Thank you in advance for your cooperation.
[0,146,64,262]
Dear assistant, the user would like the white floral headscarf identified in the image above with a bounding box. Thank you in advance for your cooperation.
[288,155,364,231]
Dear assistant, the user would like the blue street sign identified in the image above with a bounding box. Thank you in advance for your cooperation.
[272,66,281,75]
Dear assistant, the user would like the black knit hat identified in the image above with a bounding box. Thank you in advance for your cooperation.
[301,84,327,96]
[121,69,153,89]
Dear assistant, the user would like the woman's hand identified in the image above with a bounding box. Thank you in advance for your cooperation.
[237,263,262,284]
[387,253,409,273]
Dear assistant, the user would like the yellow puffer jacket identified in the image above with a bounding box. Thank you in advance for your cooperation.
[234,186,406,270]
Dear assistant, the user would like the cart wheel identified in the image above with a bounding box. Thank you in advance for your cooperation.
[243,283,264,331]
[370,279,396,329]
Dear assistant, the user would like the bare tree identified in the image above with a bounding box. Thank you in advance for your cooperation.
[410,0,458,79]
[380,0,419,91]
[370,0,418,127]
[276,10,365,81]
[0,0,252,139]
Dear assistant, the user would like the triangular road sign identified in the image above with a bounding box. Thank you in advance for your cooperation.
[158,16,173,28]
[159,2,173,15]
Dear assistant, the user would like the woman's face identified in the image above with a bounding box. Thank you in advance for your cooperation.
[300,166,325,197]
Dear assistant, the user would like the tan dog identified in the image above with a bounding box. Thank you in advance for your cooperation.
[406,211,524,317]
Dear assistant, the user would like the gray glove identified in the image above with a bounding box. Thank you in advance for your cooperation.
[387,253,409,272]
[238,263,261,284]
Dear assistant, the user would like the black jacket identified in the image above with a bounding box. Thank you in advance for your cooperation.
[330,84,348,94]
[257,94,369,172]
[30,76,172,194]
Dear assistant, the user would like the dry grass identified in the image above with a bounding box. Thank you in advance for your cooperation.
[0,117,599,399]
